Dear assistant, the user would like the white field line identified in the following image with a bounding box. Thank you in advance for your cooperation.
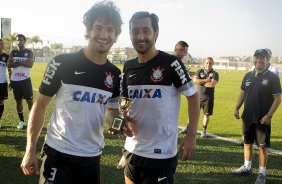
[178,125,282,155]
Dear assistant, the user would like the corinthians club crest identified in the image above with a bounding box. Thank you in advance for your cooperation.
[151,66,164,83]
[105,72,114,88]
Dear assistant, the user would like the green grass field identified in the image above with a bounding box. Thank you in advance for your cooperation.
[0,62,281,184]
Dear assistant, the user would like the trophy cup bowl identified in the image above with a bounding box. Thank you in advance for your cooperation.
[108,97,134,135]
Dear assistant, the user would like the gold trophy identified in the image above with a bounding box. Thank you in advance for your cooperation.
[108,97,134,135]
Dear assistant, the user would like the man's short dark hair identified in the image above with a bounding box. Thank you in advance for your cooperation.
[129,11,159,32]
[17,34,26,41]
[206,57,214,63]
[83,0,122,38]
[177,41,189,48]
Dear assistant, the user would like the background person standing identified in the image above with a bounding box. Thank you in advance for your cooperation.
[8,34,34,129]
[193,57,219,138]
[0,39,11,128]
[232,49,281,184]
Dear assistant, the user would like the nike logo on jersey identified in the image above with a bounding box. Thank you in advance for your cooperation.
[158,177,167,182]
[75,71,86,75]
[129,74,135,78]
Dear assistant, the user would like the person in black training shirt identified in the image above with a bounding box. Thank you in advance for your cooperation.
[8,34,34,130]
[194,57,219,138]
[0,39,11,128]
[232,49,281,184]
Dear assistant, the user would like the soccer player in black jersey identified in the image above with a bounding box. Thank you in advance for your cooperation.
[232,49,281,184]
[121,11,200,184]
[21,1,124,184]
[0,39,10,128]
[7,34,34,129]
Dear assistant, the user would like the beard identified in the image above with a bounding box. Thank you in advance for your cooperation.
[133,39,155,54]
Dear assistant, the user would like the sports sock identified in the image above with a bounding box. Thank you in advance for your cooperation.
[259,166,266,175]
[0,104,4,119]
[244,160,252,170]
[202,125,207,131]
[18,112,24,122]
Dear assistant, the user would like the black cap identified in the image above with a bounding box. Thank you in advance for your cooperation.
[254,49,268,58]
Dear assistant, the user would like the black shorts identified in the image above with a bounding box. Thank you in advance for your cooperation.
[242,121,271,148]
[200,97,214,115]
[123,149,177,184]
[39,144,101,184]
[0,82,8,100]
[11,78,33,100]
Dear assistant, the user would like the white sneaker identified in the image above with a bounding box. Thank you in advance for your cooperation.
[117,155,126,170]
[201,130,207,138]
[17,121,25,130]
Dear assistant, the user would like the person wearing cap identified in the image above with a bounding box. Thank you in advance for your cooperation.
[241,49,280,146]
[264,48,280,78]
[250,48,280,78]
[232,49,281,184]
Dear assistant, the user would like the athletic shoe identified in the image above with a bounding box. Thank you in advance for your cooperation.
[17,121,25,130]
[201,130,207,138]
[116,155,126,170]
[232,165,253,176]
[255,173,266,184]
[180,127,188,134]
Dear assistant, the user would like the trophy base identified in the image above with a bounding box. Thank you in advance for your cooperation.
[108,116,124,135]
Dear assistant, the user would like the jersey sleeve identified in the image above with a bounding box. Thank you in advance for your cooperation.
[39,57,63,96]
[240,73,248,91]
[121,66,129,98]
[170,59,196,97]
[271,75,281,95]
[213,71,219,81]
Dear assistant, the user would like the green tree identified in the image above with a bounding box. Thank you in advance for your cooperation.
[50,43,63,56]
[2,32,17,53]
[28,35,43,51]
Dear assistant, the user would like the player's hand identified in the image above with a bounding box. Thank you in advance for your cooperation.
[21,152,40,176]
[122,115,136,137]
[260,115,271,125]
[178,134,196,161]
[234,109,240,119]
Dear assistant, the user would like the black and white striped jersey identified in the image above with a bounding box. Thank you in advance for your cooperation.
[122,51,196,159]
[39,49,121,157]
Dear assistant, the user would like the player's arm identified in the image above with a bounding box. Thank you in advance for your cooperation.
[18,51,34,68]
[7,52,17,68]
[182,92,200,161]
[261,94,281,125]
[193,75,211,85]
[234,90,246,119]
[204,79,218,88]
[21,93,52,175]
